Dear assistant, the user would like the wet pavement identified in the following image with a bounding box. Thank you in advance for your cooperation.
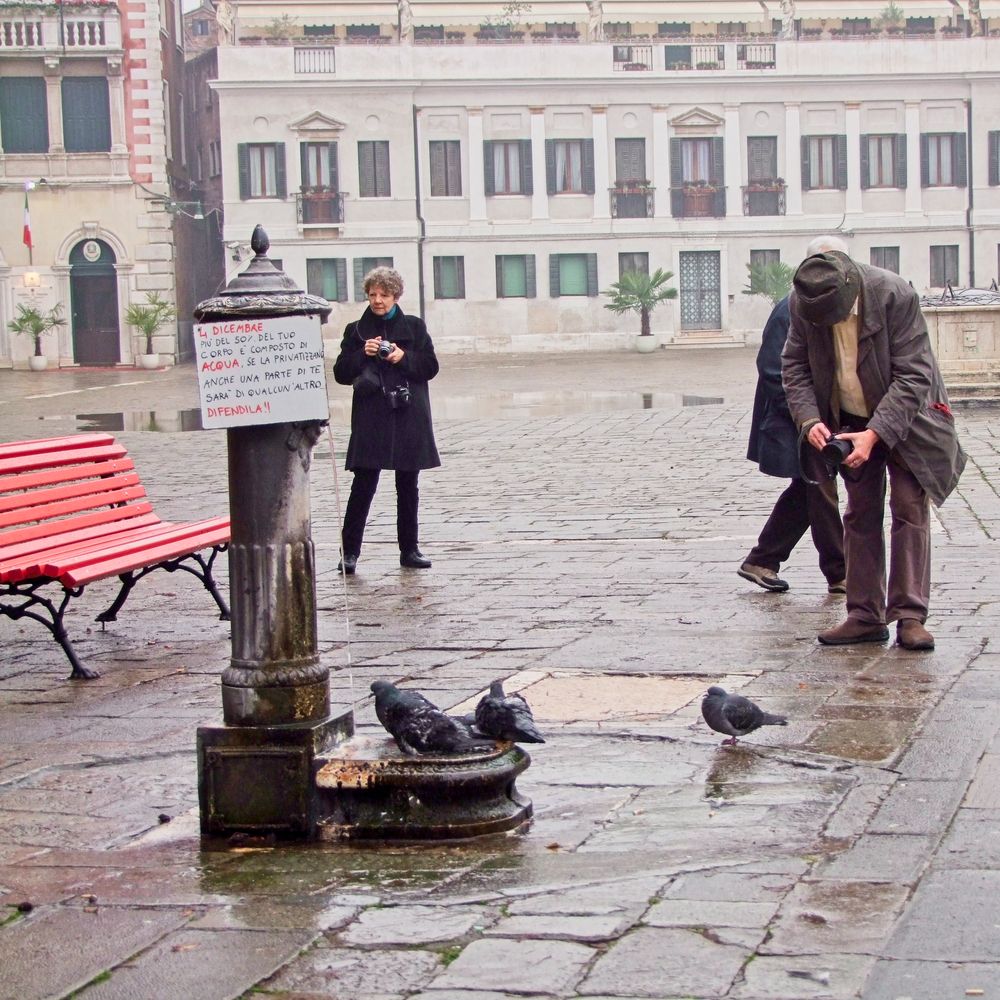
[1,349,1000,999]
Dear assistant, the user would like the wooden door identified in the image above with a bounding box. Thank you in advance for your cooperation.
[71,272,120,364]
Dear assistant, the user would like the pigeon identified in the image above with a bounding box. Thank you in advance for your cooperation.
[701,685,788,746]
[370,681,496,756]
[474,679,546,744]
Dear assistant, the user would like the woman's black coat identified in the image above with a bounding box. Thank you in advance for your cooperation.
[332,305,441,472]
[746,296,801,479]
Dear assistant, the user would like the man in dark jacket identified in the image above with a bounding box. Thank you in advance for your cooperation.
[782,251,966,650]
[738,295,845,594]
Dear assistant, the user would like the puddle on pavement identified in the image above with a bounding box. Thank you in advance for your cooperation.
[38,391,724,434]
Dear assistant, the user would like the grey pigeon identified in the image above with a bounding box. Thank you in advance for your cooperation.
[474,680,545,744]
[370,681,495,756]
[701,686,788,745]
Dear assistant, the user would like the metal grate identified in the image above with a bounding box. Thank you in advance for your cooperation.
[294,47,336,73]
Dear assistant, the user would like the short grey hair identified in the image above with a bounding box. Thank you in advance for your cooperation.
[363,266,404,298]
[805,234,849,257]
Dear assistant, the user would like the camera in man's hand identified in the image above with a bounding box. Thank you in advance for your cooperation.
[377,339,394,360]
[821,435,853,467]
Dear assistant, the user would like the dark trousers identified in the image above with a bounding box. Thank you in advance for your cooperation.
[341,469,420,557]
[745,477,845,584]
[838,414,930,626]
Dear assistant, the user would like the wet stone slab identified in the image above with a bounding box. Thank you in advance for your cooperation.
[863,958,1000,1000]
[732,952,875,999]
[484,912,632,942]
[579,926,749,997]
[337,903,486,946]
[645,896,780,929]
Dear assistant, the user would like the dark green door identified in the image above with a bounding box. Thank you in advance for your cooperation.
[70,240,120,364]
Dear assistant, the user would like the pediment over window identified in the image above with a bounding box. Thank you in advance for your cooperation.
[288,112,347,134]
[670,107,724,132]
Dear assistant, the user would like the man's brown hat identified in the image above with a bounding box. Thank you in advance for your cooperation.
[792,251,860,324]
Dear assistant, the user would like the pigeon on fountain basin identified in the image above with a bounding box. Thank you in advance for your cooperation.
[701,685,788,746]
[370,681,495,756]
[474,680,545,744]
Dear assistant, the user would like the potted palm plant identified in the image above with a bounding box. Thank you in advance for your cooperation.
[602,268,677,352]
[9,302,65,371]
[743,259,795,306]
[125,291,175,370]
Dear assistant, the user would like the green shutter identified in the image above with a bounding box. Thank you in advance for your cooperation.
[275,142,287,198]
[306,259,323,297]
[586,253,599,296]
[0,77,48,153]
[896,134,907,188]
[954,132,968,187]
[800,135,811,191]
[920,134,929,187]
[495,255,504,296]
[860,134,870,189]
[989,131,1000,187]
[359,142,375,197]
[549,255,560,297]
[582,139,595,194]
[335,259,348,301]
[525,255,536,298]
[62,77,110,152]
[545,140,556,194]
[299,142,309,190]
[670,138,683,215]
[329,142,339,190]
[353,258,367,300]
[835,134,848,190]
[483,140,495,195]
[432,256,442,298]
[520,139,533,194]
[238,144,251,199]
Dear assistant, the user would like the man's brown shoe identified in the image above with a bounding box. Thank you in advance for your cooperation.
[818,619,890,645]
[897,619,935,650]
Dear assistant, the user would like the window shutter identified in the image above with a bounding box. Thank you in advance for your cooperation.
[549,255,561,297]
[432,257,442,298]
[586,254,599,296]
[353,258,366,301]
[835,134,848,190]
[670,138,683,215]
[800,135,811,191]
[238,143,251,199]
[0,78,48,153]
[920,134,929,187]
[526,255,536,298]
[483,141,495,195]
[545,139,556,194]
[582,138,595,194]
[62,77,111,152]
[275,142,287,198]
[430,141,446,196]
[329,142,339,191]
[953,132,968,187]
[376,141,390,196]
[448,141,462,195]
[299,143,309,190]
[306,259,322,296]
[495,256,504,296]
[710,136,725,188]
[896,134,907,188]
[989,131,1000,186]
[859,134,870,190]
[334,259,348,301]
[520,139,533,194]
[456,257,466,297]
[359,142,375,197]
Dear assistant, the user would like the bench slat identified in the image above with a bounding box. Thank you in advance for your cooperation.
[0,486,148,530]
[0,442,129,476]
[0,471,142,516]
[0,458,136,496]
[55,522,231,586]
[0,433,116,459]
[0,502,157,551]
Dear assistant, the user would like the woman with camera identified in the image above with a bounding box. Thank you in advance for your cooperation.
[332,267,440,574]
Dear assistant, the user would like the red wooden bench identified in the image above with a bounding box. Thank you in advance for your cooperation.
[0,433,230,679]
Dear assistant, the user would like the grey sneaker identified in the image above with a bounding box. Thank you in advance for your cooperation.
[738,562,789,592]
[828,579,847,595]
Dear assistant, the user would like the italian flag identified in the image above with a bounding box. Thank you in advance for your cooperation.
[22,188,32,251]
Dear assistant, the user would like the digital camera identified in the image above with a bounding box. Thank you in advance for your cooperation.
[385,385,411,410]
[377,339,394,360]
[821,435,853,466]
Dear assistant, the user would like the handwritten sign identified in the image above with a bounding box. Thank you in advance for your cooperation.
[194,315,328,428]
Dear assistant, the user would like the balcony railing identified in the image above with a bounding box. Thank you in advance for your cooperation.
[742,182,786,216]
[671,186,725,218]
[736,42,776,69]
[296,189,345,225]
[610,184,654,218]
[294,46,335,72]
[612,43,653,70]
[664,43,725,70]
[0,12,120,51]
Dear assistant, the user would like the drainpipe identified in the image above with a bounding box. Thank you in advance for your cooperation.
[966,98,975,287]
[411,102,426,318]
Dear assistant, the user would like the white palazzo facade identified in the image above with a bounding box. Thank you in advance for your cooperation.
[213,1,1000,352]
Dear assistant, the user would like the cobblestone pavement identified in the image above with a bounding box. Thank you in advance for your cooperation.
[1,351,999,1000]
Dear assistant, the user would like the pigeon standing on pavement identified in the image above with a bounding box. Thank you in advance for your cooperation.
[474,679,546,744]
[370,681,496,756]
[701,685,788,746]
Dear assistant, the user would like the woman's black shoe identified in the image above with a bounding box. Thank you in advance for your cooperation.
[337,554,358,575]
[400,550,431,569]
